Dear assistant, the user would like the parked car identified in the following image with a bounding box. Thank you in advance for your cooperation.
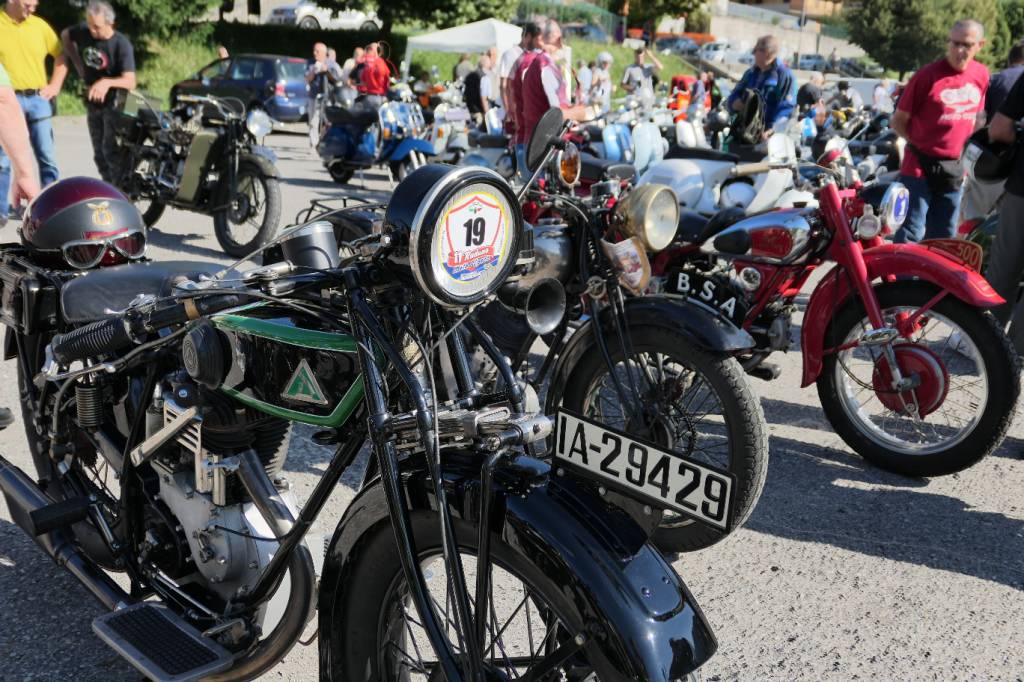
[736,51,754,65]
[170,54,310,123]
[697,41,730,63]
[267,1,380,31]
[655,36,699,55]
[840,57,884,78]
[562,22,610,44]
[797,53,828,71]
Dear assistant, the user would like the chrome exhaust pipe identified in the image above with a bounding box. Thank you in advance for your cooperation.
[0,453,130,611]
[206,449,316,681]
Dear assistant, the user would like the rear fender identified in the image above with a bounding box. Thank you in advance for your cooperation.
[318,452,718,680]
[800,243,1003,386]
[545,296,754,412]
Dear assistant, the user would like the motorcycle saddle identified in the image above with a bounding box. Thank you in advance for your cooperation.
[325,105,378,128]
[674,206,747,245]
[580,154,636,183]
[665,145,740,164]
[61,260,228,325]
[468,131,510,149]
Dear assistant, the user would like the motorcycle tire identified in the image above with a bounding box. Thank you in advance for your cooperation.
[817,282,1020,477]
[326,508,702,681]
[560,325,769,554]
[139,199,165,228]
[328,163,354,185]
[213,162,282,258]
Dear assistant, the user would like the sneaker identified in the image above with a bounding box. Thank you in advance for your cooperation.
[0,406,13,430]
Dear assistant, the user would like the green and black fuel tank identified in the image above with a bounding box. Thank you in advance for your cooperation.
[211,303,363,427]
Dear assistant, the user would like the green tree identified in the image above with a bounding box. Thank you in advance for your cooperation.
[322,0,513,39]
[846,0,947,78]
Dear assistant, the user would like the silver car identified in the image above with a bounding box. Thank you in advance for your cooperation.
[267,1,380,31]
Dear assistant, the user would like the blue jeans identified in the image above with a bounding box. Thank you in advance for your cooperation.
[515,143,527,183]
[0,94,59,219]
[893,174,963,243]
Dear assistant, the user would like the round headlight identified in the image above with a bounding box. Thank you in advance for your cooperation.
[383,165,522,308]
[614,183,679,252]
[556,142,581,188]
[246,108,273,138]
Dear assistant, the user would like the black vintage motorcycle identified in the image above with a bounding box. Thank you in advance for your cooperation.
[0,122,722,680]
[473,109,769,554]
[115,91,281,258]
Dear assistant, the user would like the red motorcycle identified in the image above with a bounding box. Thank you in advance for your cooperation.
[651,176,1020,477]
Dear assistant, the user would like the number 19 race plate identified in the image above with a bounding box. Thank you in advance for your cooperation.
[554,410,735,531]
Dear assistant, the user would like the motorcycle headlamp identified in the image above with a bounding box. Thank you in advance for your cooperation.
[246,108,273,138]
[554,142,581,188]
[613,184,679,253]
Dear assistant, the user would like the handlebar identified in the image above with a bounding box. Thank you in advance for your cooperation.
[175,93,243,120]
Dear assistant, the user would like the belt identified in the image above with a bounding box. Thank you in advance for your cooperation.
[14,89,40,96]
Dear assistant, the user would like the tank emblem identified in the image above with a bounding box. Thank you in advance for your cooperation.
[87,201,114,227]
[281,358,329,406]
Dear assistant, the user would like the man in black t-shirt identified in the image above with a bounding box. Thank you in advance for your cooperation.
[61,0,136,183]
[983,73,1024,351]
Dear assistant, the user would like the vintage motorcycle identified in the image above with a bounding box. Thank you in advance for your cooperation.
[0,122,722,680]
[115,91,281,258]
[473,110,769,554]
[650,171,1020,477]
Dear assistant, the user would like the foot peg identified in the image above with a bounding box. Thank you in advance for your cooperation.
[748,362,781,382]
[93,603,233,681]
[28,495,90,536]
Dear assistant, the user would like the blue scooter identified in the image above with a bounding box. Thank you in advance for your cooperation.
[318,96,436,185]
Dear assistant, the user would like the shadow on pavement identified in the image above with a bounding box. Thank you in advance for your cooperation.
[147,226,232,261]
[748,433,1024,591]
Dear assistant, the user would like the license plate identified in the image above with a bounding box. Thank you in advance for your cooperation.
[662,268,747,326]
[554,410,734,531]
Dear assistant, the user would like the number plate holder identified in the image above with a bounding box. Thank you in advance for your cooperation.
[662,268,748,327]
[553,410,736,532]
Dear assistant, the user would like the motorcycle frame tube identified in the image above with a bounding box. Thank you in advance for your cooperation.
[318,448,720,680]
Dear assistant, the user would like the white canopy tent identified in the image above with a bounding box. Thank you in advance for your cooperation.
[402,19,523,76]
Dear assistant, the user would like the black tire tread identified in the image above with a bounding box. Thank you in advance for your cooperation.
[213,162,282,258]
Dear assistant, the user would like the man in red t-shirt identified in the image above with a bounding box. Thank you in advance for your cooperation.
[891,19,989,243]
[358,42,390,103]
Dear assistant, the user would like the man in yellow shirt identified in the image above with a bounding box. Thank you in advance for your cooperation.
[0,0,67,226]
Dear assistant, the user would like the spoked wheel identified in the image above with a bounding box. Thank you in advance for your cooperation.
[818,283,1020,476]
[561,325,768,553]
[213,162,281,258]
[135,197,165,228]
[334,512,626,681]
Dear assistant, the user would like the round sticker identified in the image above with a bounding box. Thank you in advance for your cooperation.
[430,183,514,300]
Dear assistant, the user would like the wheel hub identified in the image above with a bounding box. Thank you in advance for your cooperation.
[872,343,949,417]
[228,193,252,223]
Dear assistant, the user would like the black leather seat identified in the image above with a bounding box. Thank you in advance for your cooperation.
[325,105,378,128]
[674,206,747,245]
[665,146,740,164]
[468,130,510,149]
[580,154,636,183]
[61,260,227,324]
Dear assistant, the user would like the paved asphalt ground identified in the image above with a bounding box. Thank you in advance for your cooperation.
[1,117,1023,681]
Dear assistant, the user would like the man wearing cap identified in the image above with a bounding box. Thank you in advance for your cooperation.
[0,0,68,226]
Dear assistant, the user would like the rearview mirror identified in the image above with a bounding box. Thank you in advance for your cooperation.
[526,108,564,173]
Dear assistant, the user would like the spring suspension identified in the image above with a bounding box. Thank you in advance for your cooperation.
[75,383,103,428]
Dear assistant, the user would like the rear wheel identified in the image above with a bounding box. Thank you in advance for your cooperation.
[298,16,319,29]
[817,283,1020,476]
[328,163,354,185]
[561,325,768,553]
[213,162,281,258]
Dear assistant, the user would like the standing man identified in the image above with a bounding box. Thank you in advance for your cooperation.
[872,77,895,114]
[499,22,539,130]
[62,0,135,184]
[621,47,662,103]
[0,0,68,226]
[509,21,545,164]
[357,41,390,107]
[982,71,1024,350]
[453,53,474,82]
[575,59,592,105]
[891,19,988,243]
[463,53,492,118]
[726,35,797,131]
[589,51,613,114]
[797,71,825,115]
[0,62,38,425]
[305,41,341,147]
[985,40,1024,122]
[828,80,864,110]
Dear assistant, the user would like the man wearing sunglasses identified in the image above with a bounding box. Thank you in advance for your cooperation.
[726,35,796,132]
[891,19,989,243]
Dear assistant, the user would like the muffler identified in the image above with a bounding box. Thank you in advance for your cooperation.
[0,453,130,611]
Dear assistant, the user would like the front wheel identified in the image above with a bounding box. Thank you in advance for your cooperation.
[817,282,1021,476]
[212,162,281,258]
[136,198,165,228]
[561,325,769,553]
[328,162,354,185]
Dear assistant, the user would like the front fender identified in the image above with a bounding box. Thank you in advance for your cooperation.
[545,296,754,412]
[388,137,437,161]
[240,149,280,178]
[800,242,1003,386]
[318,453,717,680]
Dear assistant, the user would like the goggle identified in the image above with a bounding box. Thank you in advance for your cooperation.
[62,229,147,269]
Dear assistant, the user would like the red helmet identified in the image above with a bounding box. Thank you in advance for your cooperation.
[22,176,146,269]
